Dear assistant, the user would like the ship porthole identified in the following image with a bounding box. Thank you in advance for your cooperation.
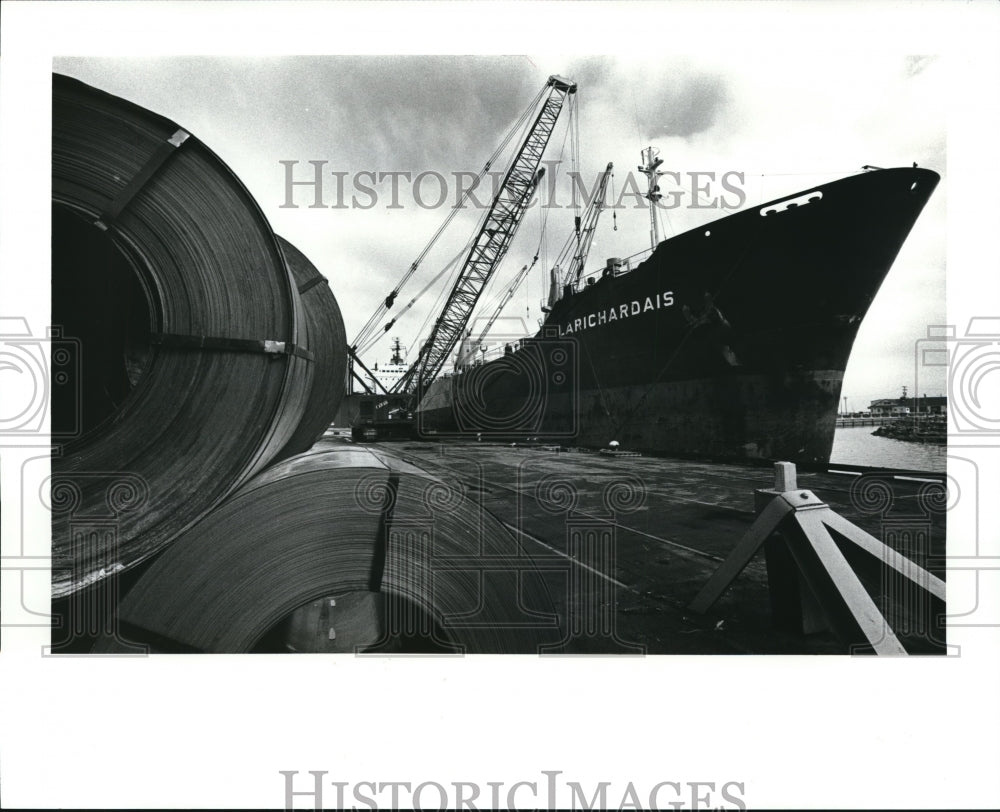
[704,229,711,237]
[910,181,919,192]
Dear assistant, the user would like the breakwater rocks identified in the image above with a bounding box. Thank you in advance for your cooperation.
[872,416,947,445]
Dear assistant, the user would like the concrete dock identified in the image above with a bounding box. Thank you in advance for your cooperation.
[378,440,947,655]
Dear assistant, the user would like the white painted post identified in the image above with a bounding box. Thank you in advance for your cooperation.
[774,461,797,492]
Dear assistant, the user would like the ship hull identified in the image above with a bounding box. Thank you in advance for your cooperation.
[416,167,940,464]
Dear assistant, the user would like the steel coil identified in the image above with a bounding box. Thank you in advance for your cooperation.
[51,74,312,597]
[273,236,347,459]
[100,443,558,653]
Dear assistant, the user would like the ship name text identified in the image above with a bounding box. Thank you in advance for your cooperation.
[558,291,675,335]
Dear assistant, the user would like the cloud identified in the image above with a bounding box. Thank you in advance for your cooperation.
[317,56,540,169]
[644,72,730,140]
[52,54,947,391]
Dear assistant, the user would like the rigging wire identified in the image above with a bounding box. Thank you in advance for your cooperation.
[610,169,618,231]
[408,247,466,361]
[407,83,558,359]
[350,82,549,351]
[387,217,485,359]
[400,79,580,392]
[658,195,672,239]
[355,241,468,357]
[536,185,545,322]
[466,96,576,343]
[572,93,582,221]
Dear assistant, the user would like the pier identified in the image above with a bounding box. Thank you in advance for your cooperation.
[368,440,947,655]
[835,415,901,428]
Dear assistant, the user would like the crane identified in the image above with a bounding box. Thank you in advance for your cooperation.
[469,258,538,357]
[472,161,614,349]
[564,162,613,286]
[391,74,577,398]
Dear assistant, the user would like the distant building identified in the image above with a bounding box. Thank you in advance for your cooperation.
[870,398,910,416]
[915,395,947,415]
[869,395,946,416]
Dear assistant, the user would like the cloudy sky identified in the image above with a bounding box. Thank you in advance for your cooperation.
[54,53,947,410]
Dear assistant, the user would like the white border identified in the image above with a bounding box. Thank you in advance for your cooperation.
[2,2,999,809]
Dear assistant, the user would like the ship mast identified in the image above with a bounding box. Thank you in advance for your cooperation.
[638,146,665,251]
[390,337,405,366]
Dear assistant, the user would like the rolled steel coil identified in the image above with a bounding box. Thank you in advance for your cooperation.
[273,236,347,459]
[101,444,559,653]
[51,74,312,597]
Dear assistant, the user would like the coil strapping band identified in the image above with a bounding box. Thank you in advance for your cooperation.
[297,274,329,295]
[368,472,400,593]
[94,129,190,230]
[150,333,314,361]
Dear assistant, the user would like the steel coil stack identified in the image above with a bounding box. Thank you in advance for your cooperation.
[51,74,318,596]
[51,74,554,655]
[273,236,347,460]
[95,443,557,653]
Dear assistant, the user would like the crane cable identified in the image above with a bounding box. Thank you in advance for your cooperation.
[409,251,465,359]
[351,83,549,351]
[611,169,618,231]
[572,92,582,240]
[472,96,591,356]
[467,94,577,342]
[354,241,468,357]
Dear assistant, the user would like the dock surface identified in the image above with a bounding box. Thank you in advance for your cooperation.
[381,441,947,655]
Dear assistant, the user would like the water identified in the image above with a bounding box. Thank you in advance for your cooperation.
[830,425,946,472]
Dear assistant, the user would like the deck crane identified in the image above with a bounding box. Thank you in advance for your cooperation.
[472,161,614,349]
[564,162,613,286]
[391,74,577,399]
[470,259,538,355]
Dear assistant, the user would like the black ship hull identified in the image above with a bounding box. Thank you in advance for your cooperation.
[416,167,940,463]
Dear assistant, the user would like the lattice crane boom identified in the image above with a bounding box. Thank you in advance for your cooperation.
[393,75,577,397]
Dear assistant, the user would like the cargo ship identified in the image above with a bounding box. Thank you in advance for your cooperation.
[360,337,410,393]
[415,161,940,463]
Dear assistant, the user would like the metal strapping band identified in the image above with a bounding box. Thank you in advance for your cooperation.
[369,472,400,592]
[94,129,190,230]
[150,333,314,361]
[297,274,329,295]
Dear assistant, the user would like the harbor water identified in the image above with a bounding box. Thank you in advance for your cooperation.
[830,424,947,472]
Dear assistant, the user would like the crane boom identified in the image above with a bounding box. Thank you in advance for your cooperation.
[472,259,537,351]
[476,162,613,346]
[565,162,613,285]
[393,74,577,397]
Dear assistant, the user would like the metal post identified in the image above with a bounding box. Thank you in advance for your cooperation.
[687,462,945,655]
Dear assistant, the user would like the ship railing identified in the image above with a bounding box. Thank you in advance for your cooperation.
[569,246,657,294]
[452,338,533,373]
